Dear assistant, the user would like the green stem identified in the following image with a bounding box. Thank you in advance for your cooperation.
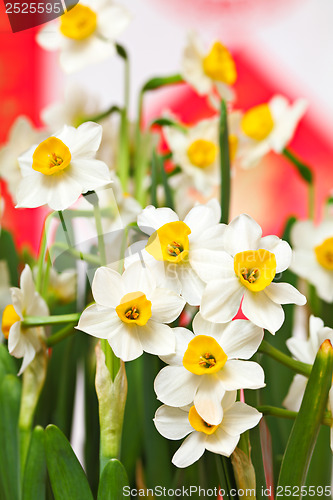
[22,313,81,328]
[35,212,57,294]
[219,100,231,224]
[259,339,312,377]
[257,405,332,427]
[134,90,145,204]
[77,105,121,126]
[46,323,77,347]
[50,242,101,266]
[116,44,130,191]
[58,210,72,247]
[93,203,107,266]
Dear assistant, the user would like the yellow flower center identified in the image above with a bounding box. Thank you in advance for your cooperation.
[188,405,219,435]
[241,104,274,141]
[315,237,333,270]
[32,137,71,176]
[145,221,191,264]
[202,41,237,85]
[2,305,20,339]
[183,335,228,375]
[115,291,152,326]
[60,4,97,41]
[229,134,238,162]
[187,139,218,169]
[234,249,276,292]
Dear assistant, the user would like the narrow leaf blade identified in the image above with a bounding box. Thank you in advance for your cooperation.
[23,426,46,500]
[97,459,129,500]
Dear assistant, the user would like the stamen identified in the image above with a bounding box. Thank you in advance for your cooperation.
[49,153,64,168]
[199,352,216,369]
[203,421,213,428]
[241,267,260,284]
[125,306,140,320]
[167,241,183,257]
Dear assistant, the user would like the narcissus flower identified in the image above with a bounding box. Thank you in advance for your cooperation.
[125,199,225,306]
[154,314,264,425]
[154,391,262,468]
[199,214,306,334]
[238,95,307,168]
[16,122,111,211]
[283,315,333,450]
[181,31,237,102]
[77,262,185,361]
[36,0,131,73]
[1,265,49,375]
[290,218,333,302]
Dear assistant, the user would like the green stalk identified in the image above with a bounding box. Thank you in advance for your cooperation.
[77,105,121,126]
[51,242,101,266]
[35,212,57,294]
[93,202,107,267]
[22,313,81,328]
[46,323,77,347]
[116,44,130,192]
[257,405,332,427]
[259,340,312,377]
[219,100,231,224]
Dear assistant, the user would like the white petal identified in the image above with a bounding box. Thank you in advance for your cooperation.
[259,236,292,273]
[200,277,243,323]
[283,374,307,412]
[221,390,237,411]
[97,4,131,40]
[109,325,143,361]
[150,288,185,323]
[190,249,234,283]
[159,327,194,366]
[59,37,116,74]
[291,220,315,250]
[16,174,55,209]
[164,126,188,154]
[63,122,103,158]
[36,23,61,51]
[8,321,23,353]
[218,360,265,391]
[77,304,122,339]
[265,282,306,306]
[154,365,200,407]
[172,432,206,468]
[18,342,36,376]
[224,214,262,255]
[309,315,325,353]
[184,199,221,238]
[219,320,264,360]
[68,159,111,192]
[92,267,124,307]
[194,375,225,425]
[138,321,175,356]
[177,263,205,306]
[205,427,239,456]
[270,97,308,153]
[20,265,35,298]
[242,290,285,334]
[138,206,178,235]
[286,337,315,365]
[122,261,156,297]
[221,401,262,436]
[154,405,193,440]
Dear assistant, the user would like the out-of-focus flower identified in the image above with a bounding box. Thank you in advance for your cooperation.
[47,268,77,304]
[154,391,262,468]
[238,95,308,169]
[181,31,237,102]
[164,113,241,195]
[154,314,264,425]
[16,122,111,211]
[283,315,333,450]
[0,261,11,342]
[290,218,333,302]
[199,214,306,334]
[77,262,185,361]
[0,117,45,203]
[36,0,131,73]
[126,199,225,306]
[1,265,49,375]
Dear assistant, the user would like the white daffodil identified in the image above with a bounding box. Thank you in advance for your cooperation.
[1,265,49,375]
[36,0,131,73]
[181,31,236,102]
[283,315,333,450]
[125,199,225,306]
[163,113,241,195]
[238,95,308,169]
[154,391,262,468]
[199,214,306,334]
[77,262,185,362]
[290,218,333,302]
[154,314,264,425]
[16,122,111,211]
[48,268,77,304]
[0,116,45,203]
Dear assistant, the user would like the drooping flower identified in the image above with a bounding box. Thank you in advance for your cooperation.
[290,218,333,302]
[181,31,237,102]
[0,116,45,203]
[125,199,225,306]
[77,262,185,362]
[1,265,49,375]
[238,95,308,169]
[36,0,131,73]
[199,214,306,334]
[154,314,264,425]
[283,315,333,450]
[154,391,262,468]
[16,122,111,211]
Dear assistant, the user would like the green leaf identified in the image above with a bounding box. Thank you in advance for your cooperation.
[278,340,333,493]
[150,149,159,207]
[149,117,187,132]
[0,374,21,500]
[44,424,94,500]
[219,100,231,224]
[282,148,313,184]
[23,426,46,500]
[97,459,129,500]
[142,74,183,92]
[0,343,17,379]
[0,229,19,285]
[160,156,174,210]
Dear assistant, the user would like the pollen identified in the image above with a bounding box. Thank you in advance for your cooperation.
[146,221,191,264]
[187,139,218,169]
[188,406,219,435]
[315,237,333,271]
[234,249,276,292]
[116,291,152,326]
[183,335,227,375]
[241,104,274,141]
[32,137,71,176]
[60,4,97,41]
[202,41,237,85]
[2,305,20,339]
